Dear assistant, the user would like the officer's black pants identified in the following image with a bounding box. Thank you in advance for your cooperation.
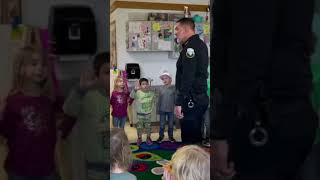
[230,98,318,180]
[180,104,208,144]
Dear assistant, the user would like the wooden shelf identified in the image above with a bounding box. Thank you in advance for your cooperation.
[111,1,208,13]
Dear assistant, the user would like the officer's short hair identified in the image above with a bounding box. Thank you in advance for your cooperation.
[139,78,149,85]
[177,18,195,30]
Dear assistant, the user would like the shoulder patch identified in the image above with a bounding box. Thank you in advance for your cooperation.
[186,48,195,58]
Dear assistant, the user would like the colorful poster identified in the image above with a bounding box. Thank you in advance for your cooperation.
[127,21,152,51]
[168,23,182,59]
[151,21,173,51]
[195,22,210,56]
[148,13,168,21]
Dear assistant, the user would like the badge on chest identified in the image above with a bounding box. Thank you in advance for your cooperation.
[186,48,195,58]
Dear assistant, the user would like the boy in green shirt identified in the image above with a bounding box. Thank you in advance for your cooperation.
[130,78,155,146]
[63,52,109,180]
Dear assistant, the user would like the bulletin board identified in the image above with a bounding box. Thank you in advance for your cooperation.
[195,22,210,56]
[127,21,152,51]
[127,20,210,55]
[151,21,173,51]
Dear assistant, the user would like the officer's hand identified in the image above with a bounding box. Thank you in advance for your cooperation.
[174,106,184,119]
[212,140,236,180]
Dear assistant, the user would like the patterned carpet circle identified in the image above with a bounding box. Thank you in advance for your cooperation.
[130,162,149,172]
[130,145,139,152]
[139,142,160,150]
[133,151,163,161]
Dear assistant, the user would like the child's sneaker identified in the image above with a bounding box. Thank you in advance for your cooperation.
[156,136,164,143]
[137,138,142,146]
[169,137,176,143]
[146,137,153,145]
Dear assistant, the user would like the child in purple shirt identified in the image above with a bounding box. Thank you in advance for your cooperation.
[0,46,70,180]
[110,76,130,128]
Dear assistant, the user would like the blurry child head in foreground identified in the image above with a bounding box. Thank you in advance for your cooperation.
[163,145,210,180]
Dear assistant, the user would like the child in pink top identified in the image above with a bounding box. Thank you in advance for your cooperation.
[110,76,130,128]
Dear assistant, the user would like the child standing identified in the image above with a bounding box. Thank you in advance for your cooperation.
[111,76,130,128]
[63,52,109,180]
[110,128,136,180]
[156,70,176,143]
[130,78,155,146]
[0,46,68,180]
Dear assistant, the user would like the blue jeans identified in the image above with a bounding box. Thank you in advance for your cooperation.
[159,112,174,138]
[112,116,127,128]
[8,173,55,180]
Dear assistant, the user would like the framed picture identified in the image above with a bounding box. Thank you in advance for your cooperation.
[110,20,117,68]
[168,13,184,22]
[148,13,168,21]
[0,0,21,24]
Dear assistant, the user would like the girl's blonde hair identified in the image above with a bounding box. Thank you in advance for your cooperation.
[10,46,55,100]
[110,128,132,171]
[170,145,210,180]
[113,76,127,92]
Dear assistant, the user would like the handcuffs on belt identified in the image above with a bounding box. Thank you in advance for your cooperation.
[248,85,270,147]
[249,117,269,147]
[187,98,194,108]
[184,93,195,109]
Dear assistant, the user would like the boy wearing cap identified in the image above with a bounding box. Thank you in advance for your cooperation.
[156,71,176,143]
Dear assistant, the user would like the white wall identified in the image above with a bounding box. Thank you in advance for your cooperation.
[21,0,108,81]
[111,8,209,85]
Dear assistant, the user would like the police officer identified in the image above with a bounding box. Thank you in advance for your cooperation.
[174,18,209,144]
[212,0,318,180]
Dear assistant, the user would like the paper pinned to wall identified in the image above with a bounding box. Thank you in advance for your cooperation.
[152,22,161,32]
[203,24,210,35]
[151,21,173,51]
[127,21,152,51]
[10,26,25,41]
[158,40,172,51]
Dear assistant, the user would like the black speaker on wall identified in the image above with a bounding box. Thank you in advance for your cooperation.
[49,5,97,55]
[126,63,141,79]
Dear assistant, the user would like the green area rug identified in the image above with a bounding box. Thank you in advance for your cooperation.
[129,141,183,180]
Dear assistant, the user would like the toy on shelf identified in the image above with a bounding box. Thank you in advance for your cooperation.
[184,6,191,18]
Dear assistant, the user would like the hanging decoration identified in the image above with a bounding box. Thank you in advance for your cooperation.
[184,6,191,18]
